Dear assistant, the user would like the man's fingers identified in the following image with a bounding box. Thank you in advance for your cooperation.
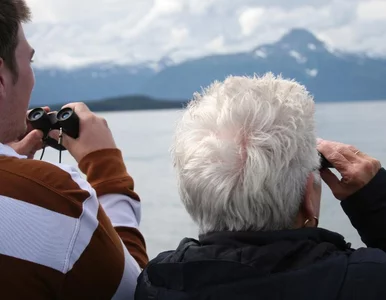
[22,130,44,151]
[318,141,359,184]
[337,146,360,163]
[27,106,50,115]
[318,140,355,170]
[10,130,44,158]
[48,129,59,141]
[61,102,90,115]
[48,129,71,149]
[319,139,361,162]
[324,151,350,171]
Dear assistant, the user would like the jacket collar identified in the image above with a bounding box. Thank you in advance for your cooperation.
[0,143,27,159]
[199,227,350,250]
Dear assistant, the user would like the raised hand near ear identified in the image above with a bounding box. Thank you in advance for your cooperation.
[317,139,381,200]
[7,106,50,159]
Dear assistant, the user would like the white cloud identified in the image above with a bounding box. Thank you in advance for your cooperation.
[171,27,190,43]
[23,0,386,69]
[187,0,218,15]
[153,0,184,14]
[357,1,386,21]
[239,7,265,36]
[206,35,226,52]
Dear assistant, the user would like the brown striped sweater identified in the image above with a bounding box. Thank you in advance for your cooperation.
[0,143,148,299]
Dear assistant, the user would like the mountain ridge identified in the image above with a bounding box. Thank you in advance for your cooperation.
[30,28,386,107]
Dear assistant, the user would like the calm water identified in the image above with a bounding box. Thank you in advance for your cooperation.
[39,100,386,259]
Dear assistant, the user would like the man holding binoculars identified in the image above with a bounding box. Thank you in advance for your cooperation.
[0,1,147,299]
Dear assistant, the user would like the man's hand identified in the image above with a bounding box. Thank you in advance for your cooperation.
[7,130,44,159]
[317,138,381,200]
[7,106,50,159]
[49,102,117,163]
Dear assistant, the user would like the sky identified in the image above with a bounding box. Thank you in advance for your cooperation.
[24,0,386,69]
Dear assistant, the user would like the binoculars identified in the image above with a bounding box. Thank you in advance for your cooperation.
[27,107,79,151]
[319,152,333,169]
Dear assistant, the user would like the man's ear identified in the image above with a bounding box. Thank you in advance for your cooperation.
[301,173,317,227]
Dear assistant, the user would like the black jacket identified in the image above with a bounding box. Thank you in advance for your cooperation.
[135,169,386,300]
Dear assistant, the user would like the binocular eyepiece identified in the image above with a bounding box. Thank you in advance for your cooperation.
[27,107,79,151]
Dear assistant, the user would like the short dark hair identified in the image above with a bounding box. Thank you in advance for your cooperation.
[0,0,31,79]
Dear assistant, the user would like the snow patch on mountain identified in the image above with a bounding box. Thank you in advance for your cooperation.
[289,50,307,64]
[308,43,316,51]
[306,68,318,77]
[254,49,267,58]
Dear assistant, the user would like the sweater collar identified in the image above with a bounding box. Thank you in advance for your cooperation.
[199,227,350,250]
[0,143,27,159]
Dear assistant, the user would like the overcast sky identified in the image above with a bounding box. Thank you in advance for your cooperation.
[24,0,386,69]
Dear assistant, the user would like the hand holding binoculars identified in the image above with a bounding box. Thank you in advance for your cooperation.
[27,107,79,151]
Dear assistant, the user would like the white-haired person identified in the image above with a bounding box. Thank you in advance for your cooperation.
[135,73,386,300]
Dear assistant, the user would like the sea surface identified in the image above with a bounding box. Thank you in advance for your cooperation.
[39,100,386,259]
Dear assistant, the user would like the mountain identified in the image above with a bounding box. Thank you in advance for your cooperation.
[138,29,386,102]
[30,28,386,107]
[31,63,156,106]
[47,95,187,112]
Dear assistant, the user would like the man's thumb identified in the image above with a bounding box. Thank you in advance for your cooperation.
[320,169,344,200]
[12,130,44,158]
[48,129,59,141]
[21,130,44,149]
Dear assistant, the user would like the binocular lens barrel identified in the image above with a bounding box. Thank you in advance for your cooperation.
[28,108,45,121]
[56,107,73,121]
[27,108,52,134]
[56,108,79,139]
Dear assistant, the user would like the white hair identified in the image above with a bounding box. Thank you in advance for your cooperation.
[171,73,320,234]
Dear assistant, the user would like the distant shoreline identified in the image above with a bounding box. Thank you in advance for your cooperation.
[31,95,386,113]
[32,95,188,112]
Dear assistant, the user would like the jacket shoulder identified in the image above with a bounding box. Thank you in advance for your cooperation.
[339,248,386,299]
[348,247,386,264]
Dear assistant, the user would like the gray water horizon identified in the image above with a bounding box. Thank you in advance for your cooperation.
[39,100,386,259]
